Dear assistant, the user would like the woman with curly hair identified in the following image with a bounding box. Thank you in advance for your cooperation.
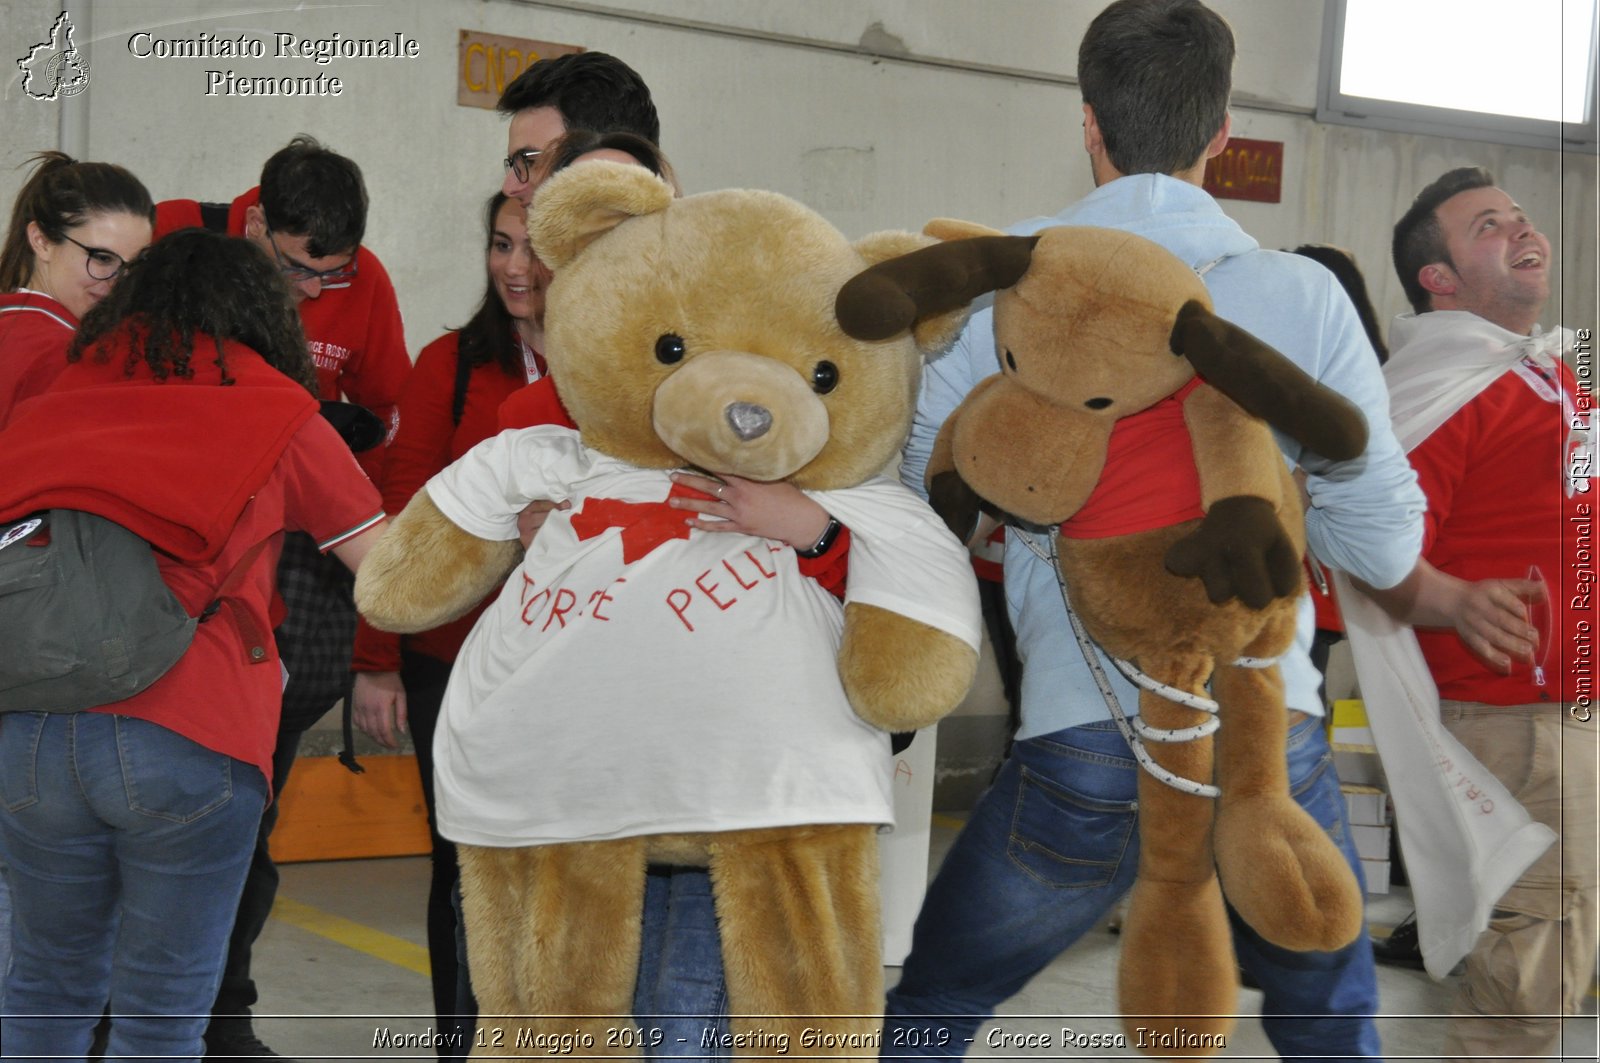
[0,151,153,424]
[0,229,385,1058]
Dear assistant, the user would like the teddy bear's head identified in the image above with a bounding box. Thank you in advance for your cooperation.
[527,161,966,490]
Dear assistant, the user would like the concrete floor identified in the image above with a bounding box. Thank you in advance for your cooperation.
[244,820,1598,1062]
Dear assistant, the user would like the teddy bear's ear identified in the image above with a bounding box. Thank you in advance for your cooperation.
[923,217,1006,242]
[527,160,675,271]
[837,230,1037,352]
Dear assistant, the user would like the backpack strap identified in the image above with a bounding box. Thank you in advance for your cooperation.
[197,201,232,234]
[198,538,275,665]
[451,344,473,427]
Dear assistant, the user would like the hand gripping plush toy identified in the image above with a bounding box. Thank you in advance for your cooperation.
[836,222,1370,1053]
[354,161,981,1057]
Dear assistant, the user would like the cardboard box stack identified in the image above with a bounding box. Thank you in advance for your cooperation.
[1330,699,1392,893]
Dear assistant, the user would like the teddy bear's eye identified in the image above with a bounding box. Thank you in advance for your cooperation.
[655,334,686,365]
[811,361,839,395]
[1004,349,1018,371]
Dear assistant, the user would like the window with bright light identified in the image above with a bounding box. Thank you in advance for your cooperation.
[1318,0,1598,150]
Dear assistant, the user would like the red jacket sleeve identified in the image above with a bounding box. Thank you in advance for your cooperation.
[796,526,850,600]
[336,251,412,478]
[351,334,461,674]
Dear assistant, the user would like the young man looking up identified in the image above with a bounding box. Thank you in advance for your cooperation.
[1374,167,1595,1063]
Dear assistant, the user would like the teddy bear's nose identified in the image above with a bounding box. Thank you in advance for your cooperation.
[726,402,773,441]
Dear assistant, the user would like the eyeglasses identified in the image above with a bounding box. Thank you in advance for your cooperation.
[263,225,358,286]
[503,147,543,184]
[61,234,127,281]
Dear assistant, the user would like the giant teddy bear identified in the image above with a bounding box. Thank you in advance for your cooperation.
[354,161,981,1057]
[836,222,1371,1055]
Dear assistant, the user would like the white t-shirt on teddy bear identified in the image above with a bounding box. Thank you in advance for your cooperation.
[424,425,982,848]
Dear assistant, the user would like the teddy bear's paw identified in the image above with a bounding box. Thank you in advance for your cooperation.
[837,604,976,731]
[1214,796,1364,952]
[1118,877,1237,1056]
[354,489,523,633]
[1163,496,1301,610]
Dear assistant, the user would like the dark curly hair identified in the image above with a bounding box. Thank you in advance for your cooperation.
[69,228,316,392]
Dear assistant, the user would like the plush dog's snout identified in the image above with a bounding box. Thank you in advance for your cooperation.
[726,402,772,441]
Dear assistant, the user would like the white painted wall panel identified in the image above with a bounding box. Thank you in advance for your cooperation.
[2,0,1592,359]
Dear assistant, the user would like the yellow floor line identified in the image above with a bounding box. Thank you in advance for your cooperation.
[271,895,431,977]
[930,812,966,831]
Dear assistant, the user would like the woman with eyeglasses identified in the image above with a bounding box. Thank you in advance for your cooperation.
[0,152,152,1011]
[0,152,154,426]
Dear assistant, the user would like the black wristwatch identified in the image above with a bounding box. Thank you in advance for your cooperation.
[796,516,842,558]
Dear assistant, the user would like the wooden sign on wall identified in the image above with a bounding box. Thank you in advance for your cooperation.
[458,30,582,109]
[1203,137,1284,204]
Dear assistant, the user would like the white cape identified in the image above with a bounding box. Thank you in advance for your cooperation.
[1338,311,1565,978]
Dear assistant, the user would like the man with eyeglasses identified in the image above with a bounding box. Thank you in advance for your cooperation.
[153,135,409,1062]
[154,134,409,479]
[496,51,660,209]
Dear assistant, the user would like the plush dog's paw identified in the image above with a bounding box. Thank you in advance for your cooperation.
[1163,496,1300,610]
[1215,795,1365,952]
[354,489,522,634]
[838,603,976,731]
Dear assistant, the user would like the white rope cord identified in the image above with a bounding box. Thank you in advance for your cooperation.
[1110,654,1220,713]
[1019,530,1221,799]
[1001,249,1277,796]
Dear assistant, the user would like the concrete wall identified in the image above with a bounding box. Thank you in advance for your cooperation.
[5,0,1592,352]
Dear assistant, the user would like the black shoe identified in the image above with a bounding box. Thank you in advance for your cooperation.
[1371,911,1426,969]
[204,1017,295,1061]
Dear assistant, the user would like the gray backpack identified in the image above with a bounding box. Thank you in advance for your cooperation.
[0,510,259,713]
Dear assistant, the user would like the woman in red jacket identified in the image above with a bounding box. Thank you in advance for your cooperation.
[349,188,550,1037]
[0,152,153,424]
[0,230,385,1058]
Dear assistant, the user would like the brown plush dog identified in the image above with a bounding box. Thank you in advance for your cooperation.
[837,221,1370,1054]
[354,162,981,1058]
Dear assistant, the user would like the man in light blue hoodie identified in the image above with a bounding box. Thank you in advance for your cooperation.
[884,2,1517,1059]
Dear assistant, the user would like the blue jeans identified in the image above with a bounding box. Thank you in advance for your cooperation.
[0,857,11,1011]
[634,866,730,1061]
[884,716,1381,1061]
[0,712,267,1061]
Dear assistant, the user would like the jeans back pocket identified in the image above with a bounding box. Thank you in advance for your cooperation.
[1007,765,1138,889]
[0,711,48,812]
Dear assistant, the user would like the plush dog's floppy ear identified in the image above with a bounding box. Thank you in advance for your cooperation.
[836,233,1038,343]
[1171,300,1368,462]
[850,230,968,354]
[527,159,674,271]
